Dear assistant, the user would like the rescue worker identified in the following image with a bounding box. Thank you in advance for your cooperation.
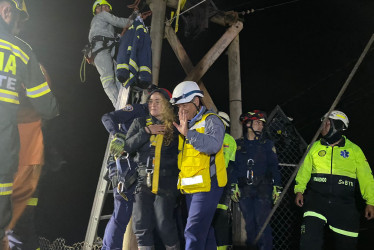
[171,81,227,250]
[88,0,134,107]
[230,110,282,250]
[101,103,149,250]
[212,111,237,250]
[6,65,52,250]
[124,88,180,250]
[0,0,58,248]
[294,110,374,250]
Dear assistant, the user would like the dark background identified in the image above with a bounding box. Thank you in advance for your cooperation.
[18,0,374,246]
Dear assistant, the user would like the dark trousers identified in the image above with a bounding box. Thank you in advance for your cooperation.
[184,177,224,250]
[212,189,232,248]
[102,187,133,250]
[132,185,179,247]
[300,196,360,250]
[239,184,273,250]
[0,175,13,250]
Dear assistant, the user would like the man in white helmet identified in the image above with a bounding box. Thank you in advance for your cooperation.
[171,81,227,249]
[294,110,374,250]
[88,0,135,107]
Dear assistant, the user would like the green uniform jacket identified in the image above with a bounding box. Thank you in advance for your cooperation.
[294,136,374,205]
[0,20,58,181]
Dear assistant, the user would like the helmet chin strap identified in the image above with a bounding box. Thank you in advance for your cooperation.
[248,121,262,140]
[322,119,343,145]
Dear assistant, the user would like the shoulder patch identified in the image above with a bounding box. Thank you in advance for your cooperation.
[122,104,133,111]
[318,150,326,157]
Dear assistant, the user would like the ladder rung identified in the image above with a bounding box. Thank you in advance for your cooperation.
[100,214,112,220]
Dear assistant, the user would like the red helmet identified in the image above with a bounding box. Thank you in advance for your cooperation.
[240,110,267,124]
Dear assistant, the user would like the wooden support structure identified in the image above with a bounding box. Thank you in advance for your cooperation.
[228,35,242,139]
[148,0,167,85]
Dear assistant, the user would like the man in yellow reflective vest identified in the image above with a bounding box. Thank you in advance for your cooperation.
[171,81,227,250]
[0,1,58,248]
[294,110,374,250]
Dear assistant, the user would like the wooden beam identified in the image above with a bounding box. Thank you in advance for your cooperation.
[149,0,167,85]
[184,21,243,83]
[228,35,242,139]
[164,24,217,111]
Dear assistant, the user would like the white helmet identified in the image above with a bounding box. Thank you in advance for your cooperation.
[322,110,349,130]
[170,81,204,105]
[218,111,230,127]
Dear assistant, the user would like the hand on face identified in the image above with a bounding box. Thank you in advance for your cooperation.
[173,109,188,137]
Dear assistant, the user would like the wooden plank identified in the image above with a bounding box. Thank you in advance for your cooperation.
[184,21,243,83]
[164,24,217,111]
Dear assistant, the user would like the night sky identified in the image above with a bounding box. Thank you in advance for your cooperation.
[17,0,374,246]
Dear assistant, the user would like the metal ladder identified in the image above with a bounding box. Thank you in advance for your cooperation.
[83,87,131,250]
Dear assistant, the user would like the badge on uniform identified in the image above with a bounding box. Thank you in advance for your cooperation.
[340,150,349,158]
[122,104,133,111]
[318,150,326,157]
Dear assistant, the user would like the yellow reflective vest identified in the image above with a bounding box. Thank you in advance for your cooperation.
[177,113,227,193]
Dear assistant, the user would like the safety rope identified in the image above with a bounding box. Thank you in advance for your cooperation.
[235,0,300,16]
[80,56,87,83]
[254,33,374,245]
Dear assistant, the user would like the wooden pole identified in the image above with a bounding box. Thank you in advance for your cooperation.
[227,35,242,139]
[149,0,167,85]
[184,21,243,82]
[164,24,217,111]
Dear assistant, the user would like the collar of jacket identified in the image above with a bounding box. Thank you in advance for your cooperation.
[320,135,346,147]
[188,106,207,128]
[0,16,11,34]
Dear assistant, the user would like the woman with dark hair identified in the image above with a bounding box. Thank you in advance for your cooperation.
[123,88,180,250]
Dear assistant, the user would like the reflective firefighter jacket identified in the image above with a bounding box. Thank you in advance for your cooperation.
[116,18,152,88]
[295,136,374,205]
[177,110,227,193]
[0,19,58,178]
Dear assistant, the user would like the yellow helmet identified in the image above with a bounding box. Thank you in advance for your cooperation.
[9,0,28,20]
[92,0,112,15]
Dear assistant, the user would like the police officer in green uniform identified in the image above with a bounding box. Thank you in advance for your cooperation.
[0,1,58,247]
[295,110,374,250]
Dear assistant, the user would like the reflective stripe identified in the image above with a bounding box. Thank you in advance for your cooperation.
[329,225,358,237]
[101,77,114,85]
[27,197,38,206]
[217,204,228,210]
[190,120,206,130]
[303,211,327,223]
[0,182,12,195]
[123,73,134,88]
[129,58,138,72]
[117,63,129,70]
[26,82,51,98]
[0,89,19,104]
[127,46,132,51]
[0,39,29,64]
[181,175,203,186]
[139,66,151,74]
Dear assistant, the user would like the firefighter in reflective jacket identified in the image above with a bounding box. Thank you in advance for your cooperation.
[212,111,237,250]
[171,81,227,250]
[0,0,58,246]
[230,110,281,250]
[295,110,374,250]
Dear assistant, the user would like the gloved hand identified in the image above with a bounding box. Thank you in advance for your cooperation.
[273,186,283,204]
[110,133,126,157]
[231,183,241,202]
